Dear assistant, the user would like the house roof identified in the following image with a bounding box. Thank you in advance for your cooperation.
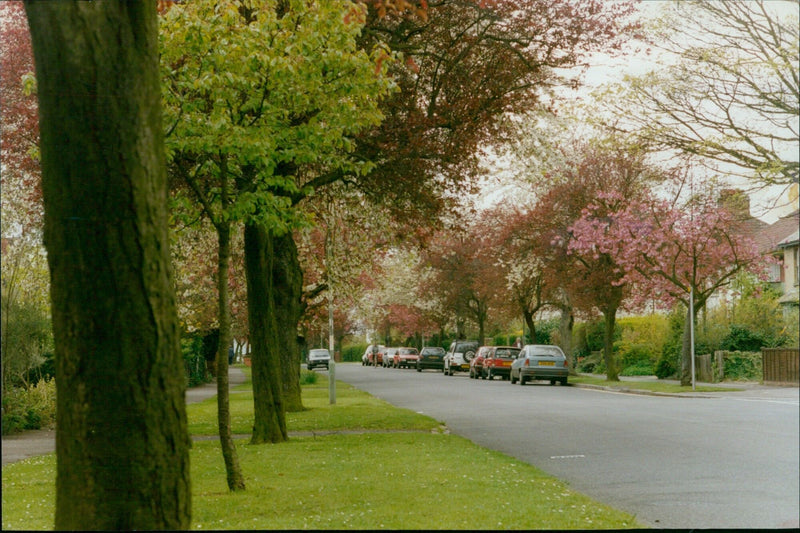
[752,210,799,254]
[777,229,799,248]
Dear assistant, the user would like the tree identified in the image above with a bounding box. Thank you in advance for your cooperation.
[548,140,658,381]
[160,0,395,437]
[0,2,42,237]
[24,1,190,528]
[571,186,767,385]
[603,0,799,187]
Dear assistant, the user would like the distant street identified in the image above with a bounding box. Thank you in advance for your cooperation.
[335,363,799,529]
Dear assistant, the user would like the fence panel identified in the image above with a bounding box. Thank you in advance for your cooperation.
[762,348,800,386]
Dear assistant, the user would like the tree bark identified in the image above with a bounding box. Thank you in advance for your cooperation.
[272,232,305,412]
[602,301,620,382]
[244,222,288,444]
[558,306,575,372]
[214,165,245,490]
[24,2,191,528]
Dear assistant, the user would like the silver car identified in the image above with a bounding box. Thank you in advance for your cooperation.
[510,344,568,385]
[307,348,331,371]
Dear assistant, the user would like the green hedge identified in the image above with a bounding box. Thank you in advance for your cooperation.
[1,379,56,435]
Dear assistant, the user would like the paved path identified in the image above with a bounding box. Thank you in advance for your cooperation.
[1,367,247,467]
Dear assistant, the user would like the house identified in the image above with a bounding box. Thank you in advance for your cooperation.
[718,189,799,312]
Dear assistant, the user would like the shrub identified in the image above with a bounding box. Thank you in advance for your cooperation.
[182,333,212,387]
[299,369,318,385]
[720,325,765,352]
[576,351,605,374]
[341,344,367,362]
[721,351,762,381]
[1,379,57,435]
[620,361,655,376]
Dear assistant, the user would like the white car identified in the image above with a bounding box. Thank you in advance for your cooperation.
[443,340,479,376]
[307,348,331,371]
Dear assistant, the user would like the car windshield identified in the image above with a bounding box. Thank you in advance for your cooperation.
[531,347,564,357]
[422,347,444,355]
[309,350,329,357]
[399,348,418,354]
[495,348,519,358]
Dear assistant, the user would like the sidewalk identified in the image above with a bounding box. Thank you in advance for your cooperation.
[1,366,247,467]
[575,373,799,399]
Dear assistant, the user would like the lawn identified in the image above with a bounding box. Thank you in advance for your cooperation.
[2,368,643,530]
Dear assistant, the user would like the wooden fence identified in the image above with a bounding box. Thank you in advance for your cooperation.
[762,348,800,386]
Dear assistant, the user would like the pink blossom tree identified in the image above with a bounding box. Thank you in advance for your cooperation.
[570,189,766,385]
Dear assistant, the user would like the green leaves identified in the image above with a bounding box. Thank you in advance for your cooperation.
[160,0,395,230]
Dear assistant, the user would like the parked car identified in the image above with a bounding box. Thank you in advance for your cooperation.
[481,346,520,380]
[393,347,420,368]
[417,346,446,371]
[443,340,480,376]
[469,346,493,379]
[307,348,331,371]
[362,344,385,366]
[510,344,568,385]
[382,347,399,367]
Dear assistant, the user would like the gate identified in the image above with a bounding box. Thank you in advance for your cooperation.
[762,348,799,386]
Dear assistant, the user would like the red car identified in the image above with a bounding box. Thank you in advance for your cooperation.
[469,346,493,379]
[481,346,520,380]
[393,347,420,368]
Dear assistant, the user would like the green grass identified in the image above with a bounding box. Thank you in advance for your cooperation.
[3,366,643,530]
[570,375,741,394]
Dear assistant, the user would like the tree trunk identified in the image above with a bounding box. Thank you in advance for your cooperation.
[558,306,575,372]
[214,169,245,490]
[602,305,620,381]
[244,222,288,444]
[272,232,304,412]
[25,2,191,528]
[680,298,706,387]
[523,309,536,345]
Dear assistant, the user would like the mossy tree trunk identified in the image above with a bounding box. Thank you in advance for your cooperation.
[24,1,191,528]
[244,222,288,444]
[272,232,305,412]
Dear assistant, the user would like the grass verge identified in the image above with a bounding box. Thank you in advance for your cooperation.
[571,375,742,393]
[2,367,643,530]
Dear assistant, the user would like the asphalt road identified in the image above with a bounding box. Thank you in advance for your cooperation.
[335,363,800,529]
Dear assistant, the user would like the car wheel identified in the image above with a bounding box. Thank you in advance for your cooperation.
[463,350,475,363]
[520,375,526,386]
[417,365,422,372]
[550,379,556,386]
[560,377,568,386]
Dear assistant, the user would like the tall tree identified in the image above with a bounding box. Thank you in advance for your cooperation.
[552,141,658,380]
[160,0,394,437]
[603,0,799,187]
[24,1,190,528]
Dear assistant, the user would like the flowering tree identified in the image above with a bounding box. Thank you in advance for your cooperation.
[570,189,766,385]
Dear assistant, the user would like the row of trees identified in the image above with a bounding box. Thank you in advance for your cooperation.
[5,0,639,528]
[365,137,766,385]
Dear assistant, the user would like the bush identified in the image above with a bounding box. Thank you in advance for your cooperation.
[341,344,367,362]
[182,333,212,387]
[1,379,57,435]
[620,361,655,376]
[576,351,605,374]
[299,369,318,385]
[720,325,765,352]
[721,351,762,381]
